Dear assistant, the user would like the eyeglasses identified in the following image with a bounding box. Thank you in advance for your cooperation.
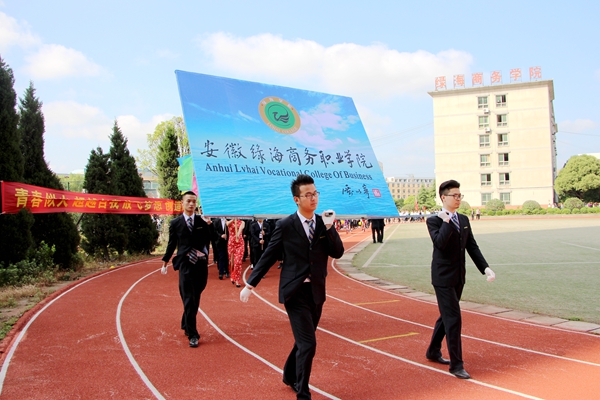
[299,191,320,199]
[446,194,464,200]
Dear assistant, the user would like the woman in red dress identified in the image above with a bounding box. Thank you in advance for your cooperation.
[226,218,245,287]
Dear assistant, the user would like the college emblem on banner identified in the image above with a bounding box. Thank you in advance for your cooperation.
[258,97,301,134]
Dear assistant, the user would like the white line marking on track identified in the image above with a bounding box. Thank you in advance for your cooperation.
[0,260,151,396]
[116,269,166,400]
[242,266,543,399]
[562,242,600,251]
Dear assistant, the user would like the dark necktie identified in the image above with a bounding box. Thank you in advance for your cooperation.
[451,213,460,232]
[306,219,314,242]
[187,216,194,232]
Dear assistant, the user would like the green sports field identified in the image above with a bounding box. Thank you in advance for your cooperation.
[353,216,600,324]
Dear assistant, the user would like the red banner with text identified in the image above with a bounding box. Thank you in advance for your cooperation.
[1,181,181,215]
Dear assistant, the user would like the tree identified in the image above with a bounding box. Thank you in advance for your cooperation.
[156,123,182,200]
[108,121,158,254]
[417,182,437,210]
[0,56,33,265]
[401,195,417,212]
[485,198,505,211]
[136,116,189,176]
[18,82,81,268]
[394,198,404,210]
[80,148,127,258]
[555,155,600,202]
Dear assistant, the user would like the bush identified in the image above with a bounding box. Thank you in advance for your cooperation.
[571,208,580,214]
[458,201,471,211]
[485,198,505,212]
[580,207,589,214]
[561,208,571,214]
[522,200,542,214]
[0,242,57,287]
[563,197,584,210]
[487,210,496,216]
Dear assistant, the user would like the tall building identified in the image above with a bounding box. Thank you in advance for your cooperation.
[429,80,557,207]
[386,175,434,200]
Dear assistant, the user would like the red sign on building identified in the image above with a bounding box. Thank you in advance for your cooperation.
[472,72,483,86]
[491,71,502,85]
[510,68,522,82]
[435,76,447,90]
[529,66,542,80]
[453,74,465,88]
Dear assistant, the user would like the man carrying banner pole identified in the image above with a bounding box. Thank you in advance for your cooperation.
[240,174,344,399]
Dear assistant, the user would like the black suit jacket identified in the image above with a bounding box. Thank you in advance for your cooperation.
[247,213,344,304]
[162,214,212,271]
[211,218,229,245]
[426,212,488,287]
[249,220,271,248]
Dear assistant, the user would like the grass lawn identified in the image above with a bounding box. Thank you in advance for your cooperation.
[353,216,600,324]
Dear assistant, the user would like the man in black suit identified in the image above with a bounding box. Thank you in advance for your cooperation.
[425,180,495,379]
[240,174,344,399]
[369,218,385,243]
[161,191,212,348]
[212,217,229,279]
[249,218,270,268]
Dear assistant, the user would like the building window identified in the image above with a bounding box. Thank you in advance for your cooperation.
[479,135,490,147]
[500,193,511,205]
[477,96,488,109]
[478,116,489,129]
[499,173,510,186]
[496,94,507,107]
[480,154,490,167]
[481,193,492,205]
[481,174,492,186]
[498,153,509,166]
[498,133,509,146]
[497,114,508,127]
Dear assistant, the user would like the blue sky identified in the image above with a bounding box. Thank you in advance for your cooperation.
[1,0,599,177]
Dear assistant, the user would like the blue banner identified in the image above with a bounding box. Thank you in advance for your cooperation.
[175,71,398,218]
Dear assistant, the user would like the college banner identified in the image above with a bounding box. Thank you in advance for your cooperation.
[1,181,181,215]
[175,71,398,218]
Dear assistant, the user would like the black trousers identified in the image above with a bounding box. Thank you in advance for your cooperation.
[250,244,264,266]
[283,283,323,400]
[372,227,383,243]
[216,241,229,276]
[427,284,465,372]
[179,261,208,340]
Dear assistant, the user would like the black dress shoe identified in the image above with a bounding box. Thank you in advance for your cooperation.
[226,273,230,278]
[450,368,471,379]
[189,337,199,347]
[427,356,450,365]
[282,378,298,393]
[219,274,223,280]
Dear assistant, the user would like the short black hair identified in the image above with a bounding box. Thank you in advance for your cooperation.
[438,180,460,198]
[291,174,314,197]
[182,191,197,198]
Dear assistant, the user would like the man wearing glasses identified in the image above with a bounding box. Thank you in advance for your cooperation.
[425,180,495,379]
[240,174,344,399]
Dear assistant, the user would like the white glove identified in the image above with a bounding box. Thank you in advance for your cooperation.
[161,264,168,275]
[437,211,451,223]
[322,209,336,229]
[484,267,495,282]
[240,286,253,302]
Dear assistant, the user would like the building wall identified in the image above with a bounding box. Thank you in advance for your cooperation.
[429,80,557,207]
[386,175,434,200]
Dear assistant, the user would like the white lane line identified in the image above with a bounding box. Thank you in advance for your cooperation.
[198,307,340,400]
[116,269,165,400]
[562,242,600,252]
[363,261,600,268]
[243,266,542,400]
[0,260,151,396]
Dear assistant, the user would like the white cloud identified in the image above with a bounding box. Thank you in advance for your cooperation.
[24,44,103,80]
[116,113,173,151]
[197,32,473,99]
[44,101,112,139]
[559,119,597,132]
[0,12,40,51]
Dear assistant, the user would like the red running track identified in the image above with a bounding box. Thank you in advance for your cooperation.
[0,230,599,399]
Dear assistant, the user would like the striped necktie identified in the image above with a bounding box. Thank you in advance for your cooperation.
[451,213,460,232]
[186,216,194,232]
[306,219,314,242]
